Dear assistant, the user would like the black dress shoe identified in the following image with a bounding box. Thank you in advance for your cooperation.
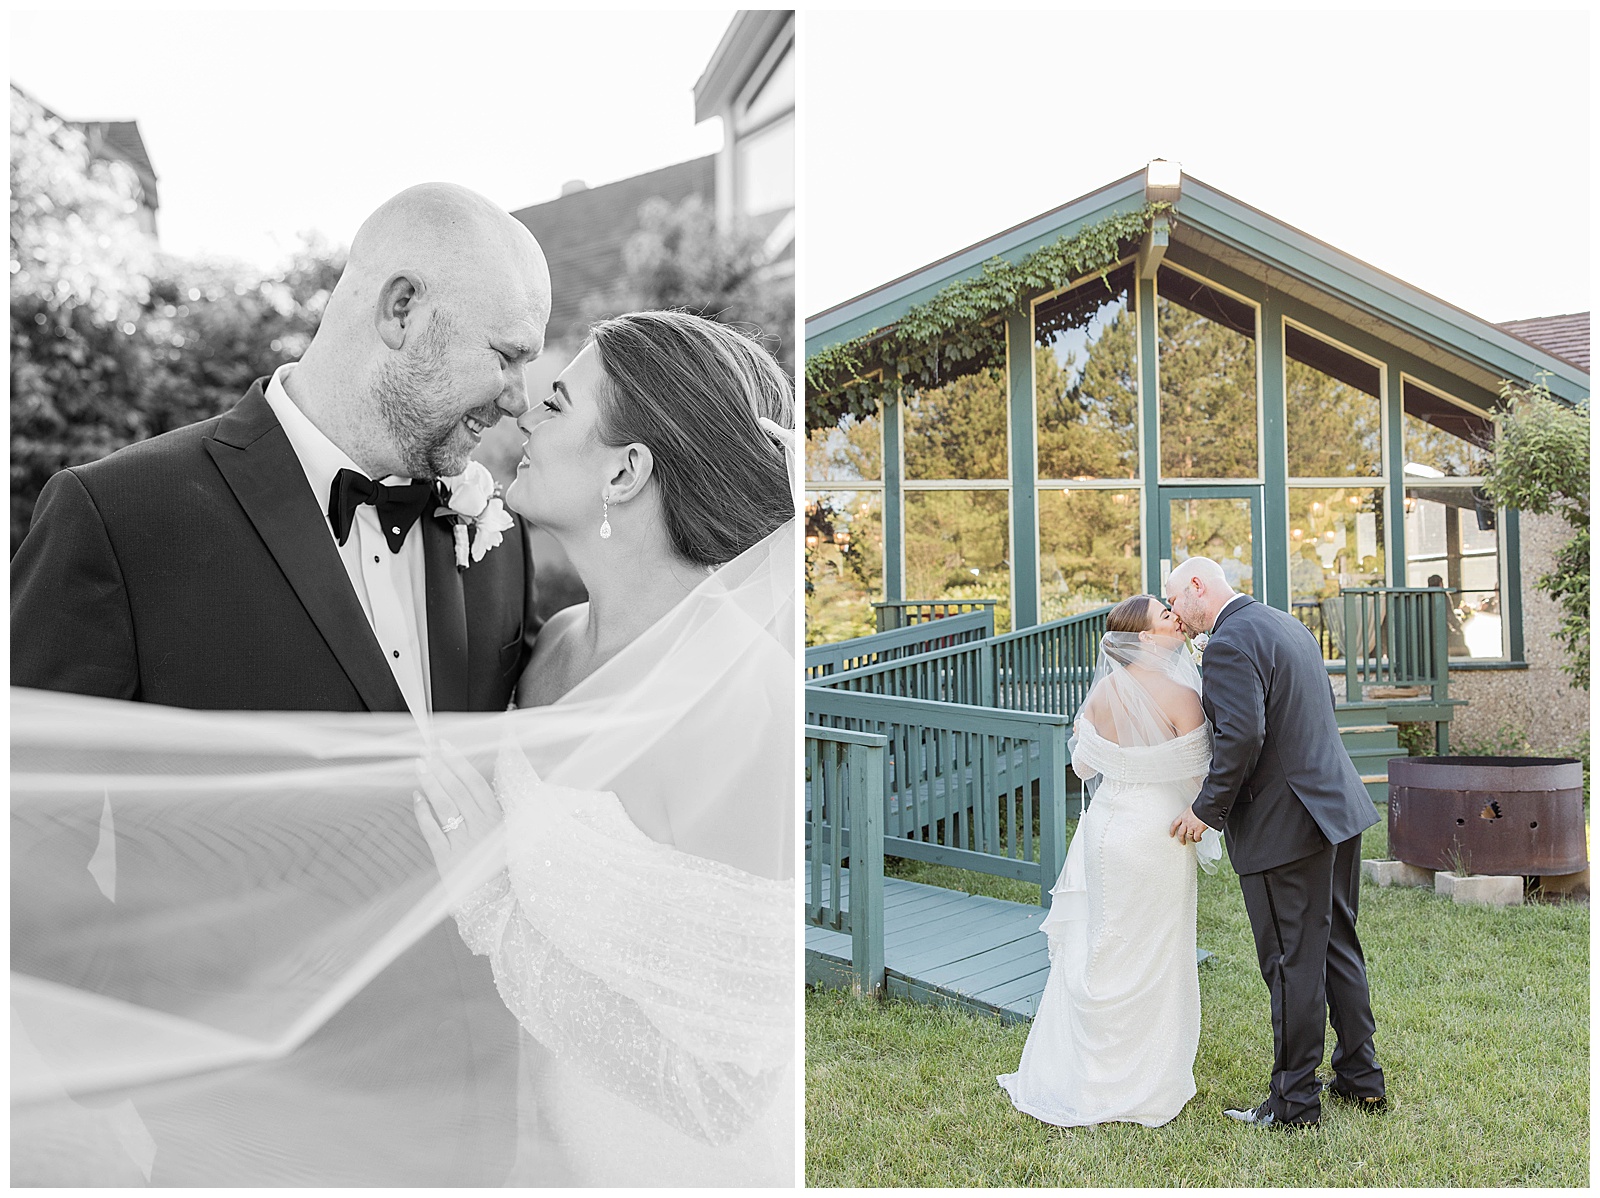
[1223,1099,1318,1130]
[1321,1078,1388,1111]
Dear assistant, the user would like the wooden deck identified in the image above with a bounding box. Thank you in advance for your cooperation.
[806,864,1215,1023]
[806,865,1050,1022]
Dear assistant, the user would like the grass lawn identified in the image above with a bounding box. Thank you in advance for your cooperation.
[805,820,1590,1187]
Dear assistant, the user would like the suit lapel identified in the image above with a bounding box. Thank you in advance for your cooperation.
[422,508,470,711]
[1210,593,1256,636]
[204,384,408,713]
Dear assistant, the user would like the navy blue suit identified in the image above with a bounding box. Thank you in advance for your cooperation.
[1191,595,1385,1120]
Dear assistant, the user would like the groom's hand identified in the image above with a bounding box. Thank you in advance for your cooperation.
[1170,807,1212,846]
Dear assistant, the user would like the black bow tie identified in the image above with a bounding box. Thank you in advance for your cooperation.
[327,468,436,552]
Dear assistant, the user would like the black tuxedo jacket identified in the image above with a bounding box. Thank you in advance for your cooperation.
[11,380,538,711]
[1191,595,1379,874]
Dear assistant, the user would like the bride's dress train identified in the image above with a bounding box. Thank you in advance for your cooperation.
[453,747,793,1186]
[998,719,1211,1128]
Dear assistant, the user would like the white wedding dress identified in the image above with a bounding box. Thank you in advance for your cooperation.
[450,748,793,1186]
[997,716,1212,1128]
[10,523,796,1187]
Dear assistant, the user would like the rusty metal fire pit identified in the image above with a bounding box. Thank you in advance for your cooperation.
[1388,756,1587,876]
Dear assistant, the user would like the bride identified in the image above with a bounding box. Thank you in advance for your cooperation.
[997,594,1218,1129]
[10,311,796,1187]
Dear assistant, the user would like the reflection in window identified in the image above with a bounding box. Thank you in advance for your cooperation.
[1038,489,1141,620]
[902,320,1009,481]
[1157,267,1258,479]
[1403,380,1492,477]
[805,411,881,482]
[1285,327,1382,478]
[1405,486,1500,658]
[804,491,883,645]
[904,490,1010,632]
[1288,487,1386,597]
[735,114,794,217]
[1168,495,1254,594]
[737,39,793,131]
[1035,264,1139,480]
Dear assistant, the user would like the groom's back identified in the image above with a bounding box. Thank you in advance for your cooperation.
[1214,600,1378,869]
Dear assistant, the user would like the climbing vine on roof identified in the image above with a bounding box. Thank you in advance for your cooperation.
[805,202,1171,429]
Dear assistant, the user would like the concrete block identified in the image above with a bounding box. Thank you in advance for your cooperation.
[1363,859,1435,888]
[1434,872,1523,907]
[1538,865,1590,899]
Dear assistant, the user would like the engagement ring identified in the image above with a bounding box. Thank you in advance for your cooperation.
[440,815,464,833]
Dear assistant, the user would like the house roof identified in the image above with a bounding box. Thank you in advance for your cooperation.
[1496,312,1589,372]
[81,120,158,208]
[806,168,1589,407]
[11,84,159,209]
[511,155,715,345]
[692,10,793,123]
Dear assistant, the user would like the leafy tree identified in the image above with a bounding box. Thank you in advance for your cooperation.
[1479,378,1589,689]
[1157,296,1258,479]
[1285,359,1382,479]
[587,194,794,374]
[10,85,347,551]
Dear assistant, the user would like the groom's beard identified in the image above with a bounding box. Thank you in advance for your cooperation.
[372,319,481,479]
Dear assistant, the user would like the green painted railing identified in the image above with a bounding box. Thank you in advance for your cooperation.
[990,605,1112,716]
[1338,588,1452,700]
[806,688,1070,908]
[804,725,886,997]
[813,640,994,706]
[804,609,993,682]
[873,598,1001,633]
[813,605,1113,722]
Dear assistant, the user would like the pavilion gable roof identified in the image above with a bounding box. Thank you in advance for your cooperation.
[806,169,1589,406]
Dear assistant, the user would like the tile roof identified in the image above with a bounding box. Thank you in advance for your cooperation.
[1496,312,1589,373]
[511,156,715,345]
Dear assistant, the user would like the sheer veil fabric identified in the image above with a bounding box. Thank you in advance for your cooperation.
[1067,633,1221,872]
[10,521,797,1186]
[997,631,1216,1129]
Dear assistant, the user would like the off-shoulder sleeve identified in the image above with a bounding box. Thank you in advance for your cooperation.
[449,747,792,1148]
[1071,721,1211,785]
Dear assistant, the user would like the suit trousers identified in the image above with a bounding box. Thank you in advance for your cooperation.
[1237,832,1384,1121]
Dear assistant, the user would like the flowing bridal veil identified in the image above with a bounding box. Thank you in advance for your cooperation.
[11,521,797,1187]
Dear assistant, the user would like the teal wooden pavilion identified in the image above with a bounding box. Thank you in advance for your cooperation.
[803,164,1589,1011]
[804,164,1587,677]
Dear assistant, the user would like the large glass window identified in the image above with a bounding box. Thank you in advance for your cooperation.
[1285,326,1382,478]
[805,491,883,645]
[1038,488,1141,620]
[804,404,883,644]
[1288,487,1386,598]
[1403,379,1493,478]
[904,490,1011,632]
[1157,267,1258,479]
[902,322,1008,481]
[1035,263,1140,481]
[735,114,794,217]
[1404,486,1501,659]
[806,410,881,482]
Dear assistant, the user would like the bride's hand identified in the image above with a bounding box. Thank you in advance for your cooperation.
[413,739,501,876]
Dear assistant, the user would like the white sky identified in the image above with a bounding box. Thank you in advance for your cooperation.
[801,9,1591,326]
[10,9,734,270]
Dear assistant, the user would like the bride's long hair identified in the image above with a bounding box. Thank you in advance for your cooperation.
[589,310,794,567]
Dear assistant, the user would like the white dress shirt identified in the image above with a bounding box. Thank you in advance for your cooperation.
[1214,591,1251,628]
[263,363,432,716]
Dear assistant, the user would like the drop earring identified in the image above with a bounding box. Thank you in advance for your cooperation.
[599,492,612,540]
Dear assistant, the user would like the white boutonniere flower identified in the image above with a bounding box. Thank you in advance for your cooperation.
[1189,631,1209,664]
[436,461,514,572]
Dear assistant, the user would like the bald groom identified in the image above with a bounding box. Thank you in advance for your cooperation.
[12,183,552,714]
